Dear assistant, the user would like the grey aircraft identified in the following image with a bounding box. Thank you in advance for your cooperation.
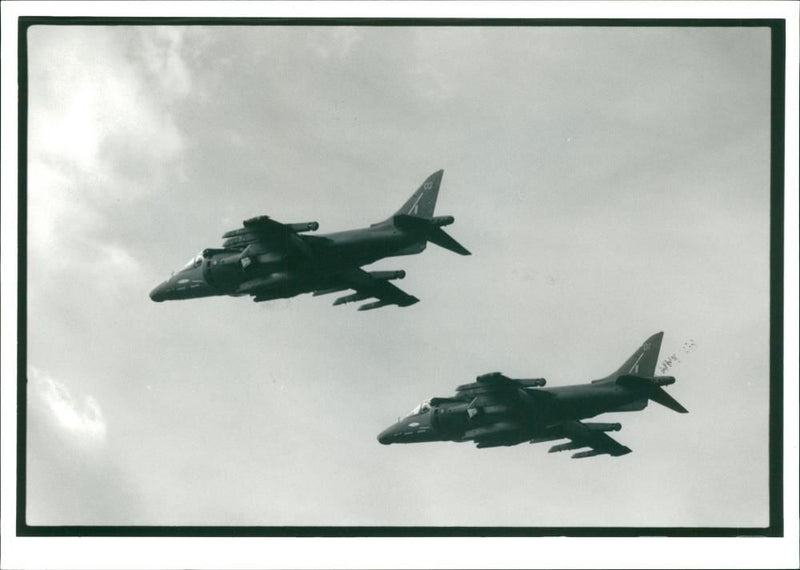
[149,170,470,310]
[378,332,688,457]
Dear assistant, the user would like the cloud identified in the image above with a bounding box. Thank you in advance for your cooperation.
[136,27,193,101]
[410,62,455,102]
[29,28,186,178]
[97,242,143,278]
[27,27,195,284]
[27,156,149,292]
[26,369,147,525]
[311,27,362,60]
[19,25,773,529]
[28,26,192,202]
[27,158,101,253]
[29,368,107,443]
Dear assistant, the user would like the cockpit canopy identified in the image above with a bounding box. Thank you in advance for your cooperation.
[180,253,204,272]
[171,252,204,276]
[405,399,432,418]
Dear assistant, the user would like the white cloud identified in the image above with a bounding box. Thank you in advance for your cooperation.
[29,80,100,172]
[27,158,146,287]
[29,368,107,443]
[137,27,193,101]
[27,27,192,281]
[29,28,186,178]
[98,242,143,278]
[27,158,100,253]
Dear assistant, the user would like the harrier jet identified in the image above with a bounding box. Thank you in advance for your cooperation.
[378,332,687,457]
[149,170,469,310]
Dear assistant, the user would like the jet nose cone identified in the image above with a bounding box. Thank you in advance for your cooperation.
[149,282,167,302]
[377,427,395,445]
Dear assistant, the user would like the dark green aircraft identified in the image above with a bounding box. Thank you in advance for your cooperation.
[378,332,688,457]
[149,170,470,310]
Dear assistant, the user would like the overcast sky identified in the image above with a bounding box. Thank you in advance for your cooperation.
[24,23,773,529]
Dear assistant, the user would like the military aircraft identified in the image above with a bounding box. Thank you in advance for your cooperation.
[149,170,470,310]
[378,332,687,458]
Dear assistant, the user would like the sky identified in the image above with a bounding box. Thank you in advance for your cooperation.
[20,22,775,531]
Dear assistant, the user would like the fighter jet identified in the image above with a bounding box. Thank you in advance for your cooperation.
[149,170,470,310]
[378,332,687,457]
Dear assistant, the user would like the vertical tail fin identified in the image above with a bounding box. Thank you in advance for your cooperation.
[393,170,443,219]
[602,332,688,413]
[609,332,663,379]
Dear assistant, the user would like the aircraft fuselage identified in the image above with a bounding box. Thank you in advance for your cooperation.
[377,382,647,446]
[378,332,686,456]
[149,220,425,303]
[150,169,470,309]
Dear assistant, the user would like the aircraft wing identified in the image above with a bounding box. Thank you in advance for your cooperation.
[323,267,420,311]
[221,215,319,254]
[474,372,546,388]
[454,374,548,404]
[550,420,632,459]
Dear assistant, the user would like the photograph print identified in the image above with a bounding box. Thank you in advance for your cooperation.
[15,14,784,539]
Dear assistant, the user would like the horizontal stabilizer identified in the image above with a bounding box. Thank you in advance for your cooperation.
[649,386,689,414]
[393,214,470,256]
[427,227,471,255]
[617,374,688,414]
